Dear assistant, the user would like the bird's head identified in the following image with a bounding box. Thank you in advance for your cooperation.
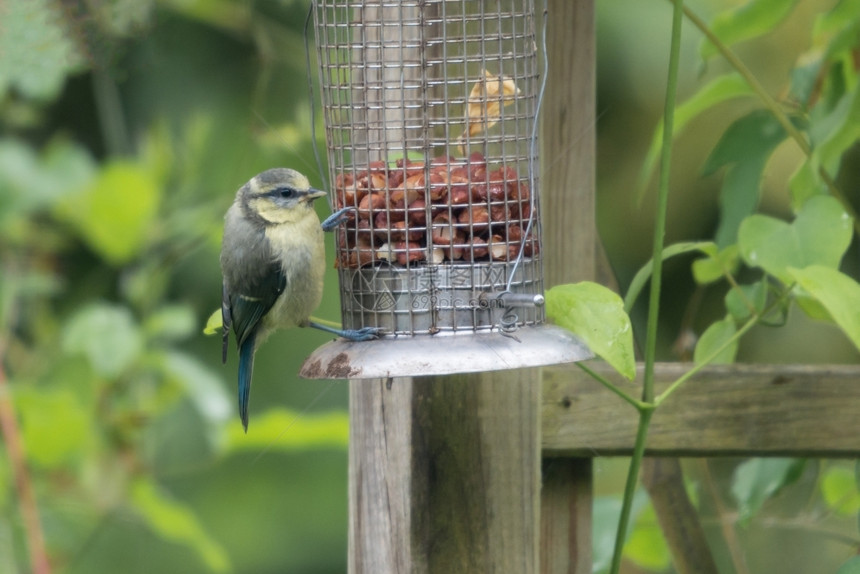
[240,168,326,225]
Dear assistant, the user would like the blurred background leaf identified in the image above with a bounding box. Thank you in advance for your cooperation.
[699,0,799,61]
[731,458,805,525]
[0,0,87,101]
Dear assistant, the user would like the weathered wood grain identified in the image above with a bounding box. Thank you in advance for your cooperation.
[349,372,540,574]
[542,362,860,457]
[540,459,592,574]
[349,378,413,573]
[540,1,596,572]
[542,0,596,287]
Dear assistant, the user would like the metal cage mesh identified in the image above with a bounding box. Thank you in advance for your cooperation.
[314,0,543,336]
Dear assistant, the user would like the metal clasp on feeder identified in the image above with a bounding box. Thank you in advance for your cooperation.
[481,290,545,334]
[481,290,545,308]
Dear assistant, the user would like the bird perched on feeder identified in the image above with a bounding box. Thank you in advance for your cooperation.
[220,168,379,431]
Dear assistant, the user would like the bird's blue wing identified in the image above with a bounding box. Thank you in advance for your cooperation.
[226,260,287,349]
[223,259,286,432]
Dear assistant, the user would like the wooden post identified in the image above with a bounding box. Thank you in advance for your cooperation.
[540,1,596,573]
[345,0,578,571]
[349,372,540,573]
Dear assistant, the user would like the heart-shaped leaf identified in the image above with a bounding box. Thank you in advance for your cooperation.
[694,316,738,365]
[789,265,860,353]
[546,282,636,380]
[692,244,739,285]
[738,195,852,283]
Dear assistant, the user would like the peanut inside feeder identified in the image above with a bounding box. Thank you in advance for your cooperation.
[314,1,548,337]
[335,151,539,269]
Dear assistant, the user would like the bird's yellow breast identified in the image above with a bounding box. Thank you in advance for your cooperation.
[260,209,326,336]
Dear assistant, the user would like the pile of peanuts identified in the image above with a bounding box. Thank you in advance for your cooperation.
[334,152,538,268]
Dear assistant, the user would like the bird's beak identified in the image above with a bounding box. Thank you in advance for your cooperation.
[304,188,327,202]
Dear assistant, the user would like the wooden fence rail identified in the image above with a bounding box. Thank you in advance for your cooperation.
[542,362,860,458]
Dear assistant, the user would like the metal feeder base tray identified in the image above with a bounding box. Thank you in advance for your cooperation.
[299,324,592,380]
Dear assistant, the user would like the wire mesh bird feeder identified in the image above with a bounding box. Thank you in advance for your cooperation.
[301,0,590,379]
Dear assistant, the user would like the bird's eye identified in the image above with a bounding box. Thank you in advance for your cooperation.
[276,187,295,199]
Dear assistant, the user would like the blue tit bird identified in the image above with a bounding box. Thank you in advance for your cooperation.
[220,168,379,431]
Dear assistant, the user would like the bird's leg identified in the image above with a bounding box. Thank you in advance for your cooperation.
[315,209,378,342]
[308,320,381,342]
[321,207,354,232]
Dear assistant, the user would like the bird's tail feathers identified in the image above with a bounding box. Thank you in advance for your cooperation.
[238,332,258,433]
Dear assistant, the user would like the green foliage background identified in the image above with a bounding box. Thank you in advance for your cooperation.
[3,0,860,573]
[587,0,860,572]
[1,1,350,572]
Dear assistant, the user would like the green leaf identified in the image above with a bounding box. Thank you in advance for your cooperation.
[625,241,717,312]
[738,195,852,284]
[144,305,197,342]
[17,388,92,467]
[55,160,161,265]
[788,266,860,352]
[702,110,791,247]
[0,138,95,229]
[815,76,860,174]
[624,501,671,571]
[203,308,223,335]
[691,244,739,285]
[700,0,799,61]
[130,478,231,572]
[731,458,805,524]
[724,281,767,323]
[794,293,833,322]
[62,303,143,378]
[222,408,349,452]
[789,54,825,107]
[821,465,860,516]
[702,111,786,174]
[814,0,860,37]
[791,75,860,207]
[0,269,61,330]
[0,0,87,101]
[788,158,828,208]
[92,0,154,37]
[693,316,738,365]
[637,74,754,197]
[789,6,860,106]
[836,557,860,574]
[547,282,636,380]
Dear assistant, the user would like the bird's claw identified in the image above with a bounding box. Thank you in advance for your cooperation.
[341,326,382,342]
[321,207,354,232]
[308,321,383,341]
